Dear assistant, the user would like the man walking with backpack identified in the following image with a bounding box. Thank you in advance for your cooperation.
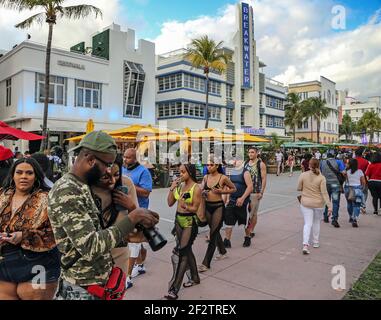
[320,152,346,228]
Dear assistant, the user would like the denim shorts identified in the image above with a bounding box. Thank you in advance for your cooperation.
[0,244,61,283]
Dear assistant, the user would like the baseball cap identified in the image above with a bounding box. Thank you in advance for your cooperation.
[68,131,117,154]
[0,146,13,161]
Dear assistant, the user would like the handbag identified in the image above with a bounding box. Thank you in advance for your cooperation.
[61,251,127,300]
[345,174,356,201]
[86,267,126,300]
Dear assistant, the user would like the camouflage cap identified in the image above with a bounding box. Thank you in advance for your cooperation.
[68,131,117,154]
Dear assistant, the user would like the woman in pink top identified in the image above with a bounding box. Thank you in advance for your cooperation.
[365,152,381,215]
[297,159,332,254]
[287,152,295,177]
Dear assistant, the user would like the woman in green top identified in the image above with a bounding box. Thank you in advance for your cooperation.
[165,164,202,300]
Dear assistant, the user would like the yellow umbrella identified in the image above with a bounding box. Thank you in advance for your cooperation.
[85,119,94,134]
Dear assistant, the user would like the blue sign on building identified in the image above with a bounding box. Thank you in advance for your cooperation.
[242,3,251,88]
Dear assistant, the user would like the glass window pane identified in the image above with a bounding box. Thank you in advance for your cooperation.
[133,106,140,116]
[56,85,64,105]
[93,90,99,108]
[77,80,84,87]
[77,88,83,106]
[85,89,91,108]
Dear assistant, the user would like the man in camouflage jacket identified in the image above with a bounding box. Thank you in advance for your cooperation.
[48,131,159,299]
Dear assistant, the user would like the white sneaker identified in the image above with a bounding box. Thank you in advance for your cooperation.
[131,265,140,278]
[126,276,133,289]
[302,245,310,255]
[313,243,320,248]
[215,253,228,261]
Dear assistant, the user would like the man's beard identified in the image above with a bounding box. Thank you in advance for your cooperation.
[86,164,103,186]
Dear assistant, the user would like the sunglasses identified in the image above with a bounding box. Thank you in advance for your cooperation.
[93,155,114,170]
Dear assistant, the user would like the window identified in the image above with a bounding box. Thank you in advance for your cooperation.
[37,73,66,105]
[303,121,308,129]
[241,107,245,126]
[124,61,145,118]
[208,81,221,95]
[208,106,221,121]
[259,94,263,107]
[241,89,245,102]
[226,84,233,101]
[158,73,182,91]
[75,80,101,109]
[6,78,11,106]
[266,116,273,127]
[266,116,283,128]
[327,90,331,104]
[184,74,205,92]
[158,101,205,119]
[226,108,233,125]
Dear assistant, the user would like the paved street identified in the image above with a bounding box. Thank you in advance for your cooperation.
[127,173,381,300]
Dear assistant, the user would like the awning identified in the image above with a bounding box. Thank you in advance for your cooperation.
[0,121,45,141]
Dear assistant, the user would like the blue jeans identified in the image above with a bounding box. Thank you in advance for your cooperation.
[324,183,341,221]
[344,185,364,220]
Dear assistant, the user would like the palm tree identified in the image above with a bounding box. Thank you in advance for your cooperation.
[301,97,330,143]
[284,92,303,142]
[185,36,231,128]
[339,113,355,141]
[0,0,102,151]
[357,111,381,144]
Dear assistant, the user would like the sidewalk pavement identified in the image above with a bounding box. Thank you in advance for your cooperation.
[126,199,381,300]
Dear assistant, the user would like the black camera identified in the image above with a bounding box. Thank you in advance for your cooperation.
[136,215,167,252]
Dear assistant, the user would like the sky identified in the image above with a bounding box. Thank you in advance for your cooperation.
[0,0,380,100]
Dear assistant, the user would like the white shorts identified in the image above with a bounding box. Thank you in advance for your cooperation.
[128,242,147,258]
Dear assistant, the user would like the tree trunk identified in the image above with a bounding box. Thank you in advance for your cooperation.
[40,23,54,152]
[310,117,313,142]
[293,126,296,142]
[204,74,209,129]
[317,119,320,144]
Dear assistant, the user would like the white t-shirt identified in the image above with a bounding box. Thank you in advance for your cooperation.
[346,169,364,186]
[315,152,321,160]
[275,152,283,162]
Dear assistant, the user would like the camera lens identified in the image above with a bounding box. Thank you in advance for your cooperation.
[136,224,167,252]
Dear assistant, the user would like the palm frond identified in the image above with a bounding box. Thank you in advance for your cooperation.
[0,0,40,11]
[60,4,102,20]
[15,11,45,28]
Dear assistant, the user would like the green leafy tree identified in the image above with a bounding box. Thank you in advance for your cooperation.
[301,97,330,143]
[284,92,303,142]
[357,111,381,144]
[339,113,355,141]
[185,36,231,128]
[0,0,102,151]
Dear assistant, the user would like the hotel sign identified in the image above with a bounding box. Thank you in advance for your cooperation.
[244,128,265,136]
[57,60,85,70]
[242,3,251,88]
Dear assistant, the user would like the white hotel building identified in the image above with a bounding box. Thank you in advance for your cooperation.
[156,3,286,137]
[0,23,155,152]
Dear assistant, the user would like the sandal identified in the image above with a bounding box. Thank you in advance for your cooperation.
[164,291,178,300]
[183,280,200,288]
[198,264,209,273]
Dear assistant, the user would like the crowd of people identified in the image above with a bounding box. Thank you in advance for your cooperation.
[297,147,381,255]
[0,132,380,300]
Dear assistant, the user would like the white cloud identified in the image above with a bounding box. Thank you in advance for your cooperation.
[152,0,381,99]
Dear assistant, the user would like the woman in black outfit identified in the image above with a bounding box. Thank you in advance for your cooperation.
[198,158,236,272]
